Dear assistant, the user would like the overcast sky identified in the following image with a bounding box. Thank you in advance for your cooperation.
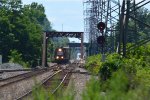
[22,0,150,42]
[22,0,84,32]
[22,0,150,31]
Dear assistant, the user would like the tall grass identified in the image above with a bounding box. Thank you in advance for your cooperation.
[30,79,75,100]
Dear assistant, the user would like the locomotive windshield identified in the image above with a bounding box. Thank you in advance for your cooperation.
[54,47,70,64]
[57,51,63,55]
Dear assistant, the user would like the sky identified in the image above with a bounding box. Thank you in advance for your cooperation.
[22,0,84,42]
[22,0,84,32]
[22,0,150,42]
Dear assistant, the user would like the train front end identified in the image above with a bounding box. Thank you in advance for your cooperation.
[54,47,70,64]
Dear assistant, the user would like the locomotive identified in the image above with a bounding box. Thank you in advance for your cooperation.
[53,47,70,63]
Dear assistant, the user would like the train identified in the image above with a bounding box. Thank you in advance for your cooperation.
[53,47,70,64]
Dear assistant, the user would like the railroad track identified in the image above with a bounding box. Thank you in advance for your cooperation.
[0,64,58,100]
[16,64,74,100]
[0,69,45,87]
[0,61,79,100]
[0,63,58,86]
[16,69,62,100]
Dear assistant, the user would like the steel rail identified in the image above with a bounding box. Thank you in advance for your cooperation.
[0,69,49,88]
[51,72,68,94]
[0,63,57,72]
[0,71,33,81]
[16,62,75,100]
[0,64,57,81]
[0,68,35,72]
[16,70,62,100]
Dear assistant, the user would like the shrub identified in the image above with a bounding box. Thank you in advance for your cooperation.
[85,54,102,74]
[82,77,101,100]
[8,49,29,68]
[99,53,123,80]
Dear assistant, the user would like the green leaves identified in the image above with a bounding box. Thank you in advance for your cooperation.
[85,54,102,74]
[0,1,53,67]
[8,49,29,67]
[84,41,150,98]
[82,77,101,100]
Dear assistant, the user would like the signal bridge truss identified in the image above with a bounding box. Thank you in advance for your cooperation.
[83,0,120,55]
[83,0,150,56]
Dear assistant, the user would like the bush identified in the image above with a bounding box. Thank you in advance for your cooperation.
[84,69,150,100]
[99,53,123,80]
[82,77,101,100]
[85,54,102,74]
[100,69,150,100]
[8,49,29,68]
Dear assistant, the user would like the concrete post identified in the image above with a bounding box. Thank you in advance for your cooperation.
[42,32,46,67]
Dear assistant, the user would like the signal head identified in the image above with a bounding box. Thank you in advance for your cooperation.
[97,22,106,31]
[97,36,105,45]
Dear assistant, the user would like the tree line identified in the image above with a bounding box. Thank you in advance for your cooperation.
[0,0,69,67]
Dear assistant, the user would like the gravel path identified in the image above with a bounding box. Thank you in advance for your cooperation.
[71,73,91,100]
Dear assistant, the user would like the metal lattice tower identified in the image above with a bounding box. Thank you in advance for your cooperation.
[83,0,121,55]
[118,0,150,56]
[84,0,150,56]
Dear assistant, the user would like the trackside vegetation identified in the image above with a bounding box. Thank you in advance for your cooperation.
[84,43,150,99]
[1,0,150,99]
[30,43,150,100]
[8,49,29,68]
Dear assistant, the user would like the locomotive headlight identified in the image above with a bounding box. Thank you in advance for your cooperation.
[58,48,62,52]
[61,56,64,59]
[56,56,59,59]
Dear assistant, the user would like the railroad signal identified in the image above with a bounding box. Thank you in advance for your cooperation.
[97,36,105,45]
[97,22,106,31]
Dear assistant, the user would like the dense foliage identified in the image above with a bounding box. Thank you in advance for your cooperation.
[0,0,51,66]
[30,43,150,100]
[84,54,102,74]
[8,49,29,67]
[83,6,150,99]
[84,43,150,99]
[0,0,69,67]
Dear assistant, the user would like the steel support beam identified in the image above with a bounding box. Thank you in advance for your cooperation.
[84,0,150,56]
[42,31,83,67]
[130,15,150,28]
[123,0,130,57]
[81,33,84,59]
[118,0,125,54]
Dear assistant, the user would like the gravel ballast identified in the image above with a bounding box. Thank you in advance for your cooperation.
[70,73,91,100]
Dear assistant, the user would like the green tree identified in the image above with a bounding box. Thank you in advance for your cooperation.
[8,49,29,67]
[0,0,54,67]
